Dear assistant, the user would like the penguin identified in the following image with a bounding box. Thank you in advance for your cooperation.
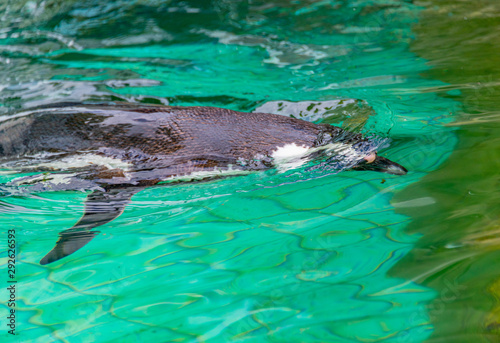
[0,102,407,265]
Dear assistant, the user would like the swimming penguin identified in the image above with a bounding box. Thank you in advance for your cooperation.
[0,102,407,265]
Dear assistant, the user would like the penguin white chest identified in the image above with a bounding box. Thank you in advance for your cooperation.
[271,143,311,172]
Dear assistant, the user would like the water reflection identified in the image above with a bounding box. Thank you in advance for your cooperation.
[392,0,500,341]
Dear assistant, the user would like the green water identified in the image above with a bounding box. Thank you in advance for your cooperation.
[0,0,496,342]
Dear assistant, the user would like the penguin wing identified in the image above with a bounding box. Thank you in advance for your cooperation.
[40,186,143,265]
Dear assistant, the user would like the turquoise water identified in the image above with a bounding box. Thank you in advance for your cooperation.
[0,1,463,342]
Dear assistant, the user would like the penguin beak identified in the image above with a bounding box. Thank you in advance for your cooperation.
[354,155,408,175]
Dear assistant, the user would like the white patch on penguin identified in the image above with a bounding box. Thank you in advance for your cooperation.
[164,165,249,182]
[269,141,375,173]
[9,173,76,186]
[271,143,311,172]
[7,172,108,193]
[31,154,132,171]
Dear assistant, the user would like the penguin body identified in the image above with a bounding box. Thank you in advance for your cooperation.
[0,102,355,184]
[0,103,407,264]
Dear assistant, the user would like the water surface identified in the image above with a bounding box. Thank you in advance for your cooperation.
[0,0,495,342]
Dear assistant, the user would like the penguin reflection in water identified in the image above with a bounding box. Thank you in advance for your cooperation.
[0,103,407,265]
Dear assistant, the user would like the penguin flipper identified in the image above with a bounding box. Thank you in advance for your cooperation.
[40,187,142,265]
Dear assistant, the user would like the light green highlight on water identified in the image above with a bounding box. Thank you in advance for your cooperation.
[4,173,438,342]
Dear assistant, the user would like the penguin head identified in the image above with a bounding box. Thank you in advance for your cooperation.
[353,153,408,175]
[314,126,407,175]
